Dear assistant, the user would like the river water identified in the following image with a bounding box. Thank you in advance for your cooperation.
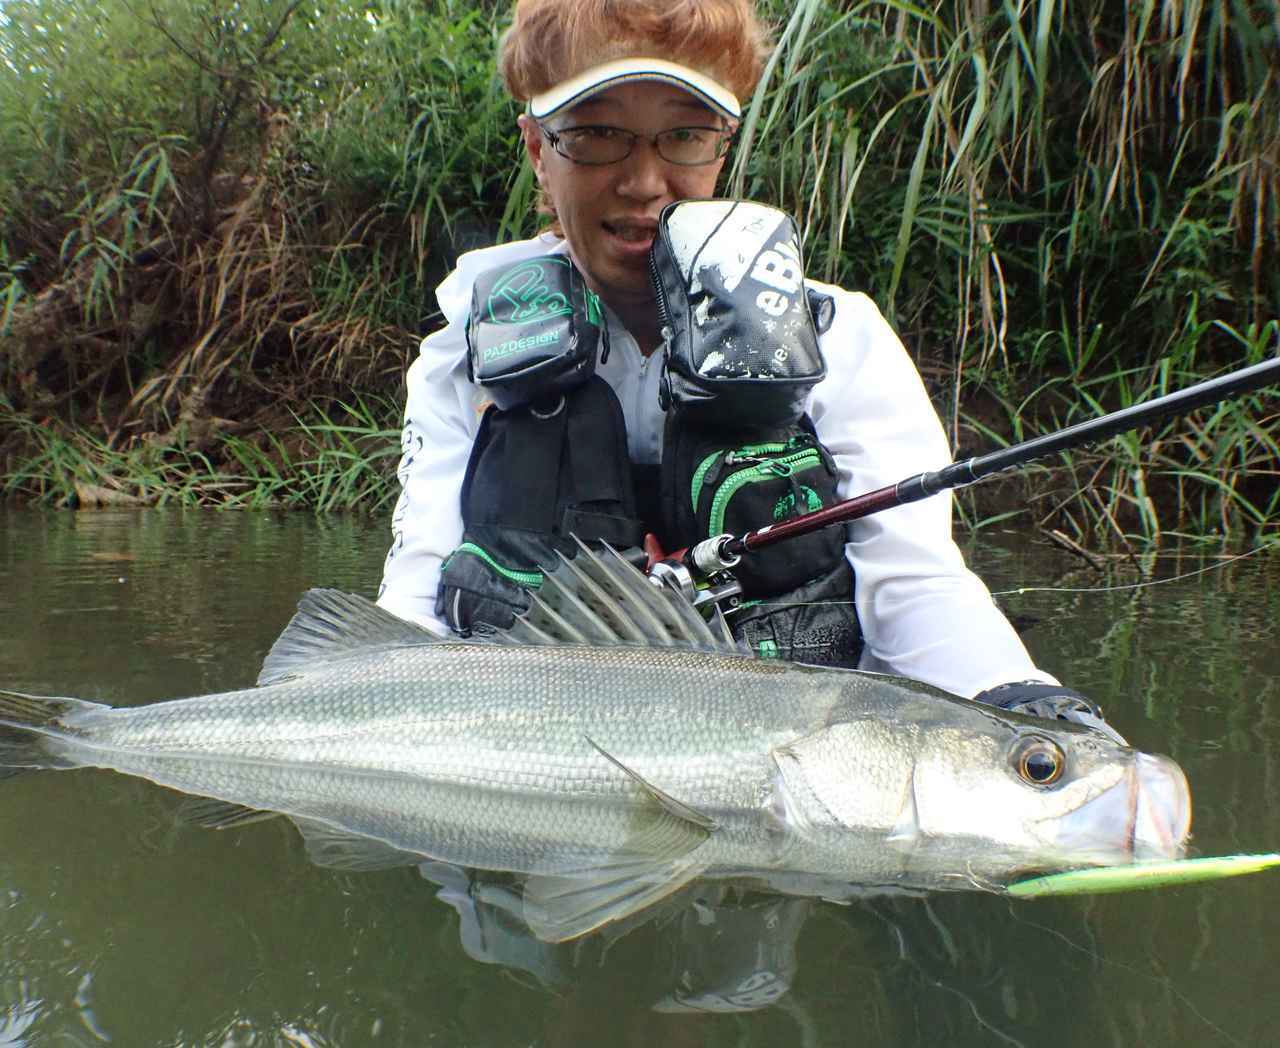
[1,507,1277,1047]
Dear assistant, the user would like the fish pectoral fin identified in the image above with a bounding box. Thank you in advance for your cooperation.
[584,736,717,831]
[886,768,922,850]
[291,817,426,872]
[523,805,712,943]
[176,797,282,830]
[257,589,442,686]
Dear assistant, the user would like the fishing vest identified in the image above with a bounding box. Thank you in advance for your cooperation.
[436,201,863,668]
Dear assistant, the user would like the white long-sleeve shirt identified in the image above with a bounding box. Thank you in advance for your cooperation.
[376,233,1057,698]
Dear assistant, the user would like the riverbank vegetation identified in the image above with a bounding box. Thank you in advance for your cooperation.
[1,0,1276,547]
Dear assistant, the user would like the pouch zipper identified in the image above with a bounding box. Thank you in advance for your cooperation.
[691,442,790,508]
[447,543,544,588]
[647,250,673,333]
[706,449,825,536]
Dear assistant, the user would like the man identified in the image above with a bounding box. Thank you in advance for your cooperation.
[378,0,1113,731]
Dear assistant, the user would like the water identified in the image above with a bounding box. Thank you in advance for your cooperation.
[1,507,1277,1047]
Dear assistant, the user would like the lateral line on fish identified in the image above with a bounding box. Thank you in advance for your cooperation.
[37,735,469,784]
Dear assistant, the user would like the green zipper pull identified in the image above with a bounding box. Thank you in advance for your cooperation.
[692,450,729,509]
[702,450,736,489]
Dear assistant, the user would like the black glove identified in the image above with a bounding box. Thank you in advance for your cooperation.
[974,681,1127,745]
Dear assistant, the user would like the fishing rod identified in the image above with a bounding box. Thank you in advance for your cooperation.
[684,355,1280,578]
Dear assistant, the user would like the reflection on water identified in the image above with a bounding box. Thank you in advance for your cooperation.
[1,508,1278,1046]
[422,864,812,1013]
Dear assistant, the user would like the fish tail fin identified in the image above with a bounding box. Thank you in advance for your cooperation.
[0,689,104,775]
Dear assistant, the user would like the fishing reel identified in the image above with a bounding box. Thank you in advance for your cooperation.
[643,533,745,615]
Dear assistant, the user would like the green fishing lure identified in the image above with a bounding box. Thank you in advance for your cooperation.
[1008,853,1280,897]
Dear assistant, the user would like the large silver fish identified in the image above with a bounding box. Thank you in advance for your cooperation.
[0,546,1190,941]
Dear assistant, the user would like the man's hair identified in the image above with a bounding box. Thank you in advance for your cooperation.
[499,0,771,107]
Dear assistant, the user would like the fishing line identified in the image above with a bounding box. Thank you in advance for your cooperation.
[731,542,1278,609]
[989,541,1278,598]
[866,898,1030,1047]
[1004,907,1246,1048]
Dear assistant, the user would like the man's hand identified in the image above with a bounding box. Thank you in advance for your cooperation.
[974,681,1128,745]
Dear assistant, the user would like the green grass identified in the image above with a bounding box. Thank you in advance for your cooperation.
[1,1,1276,543]
[0,393,403,512]
[952,317,1280,545]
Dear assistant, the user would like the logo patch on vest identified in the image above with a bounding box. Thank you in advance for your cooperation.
[486,258,574,325]
[773,487,821,520]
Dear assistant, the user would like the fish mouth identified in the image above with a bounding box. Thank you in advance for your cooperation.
[1129,753,1192,859]
[1054,753,1191,863]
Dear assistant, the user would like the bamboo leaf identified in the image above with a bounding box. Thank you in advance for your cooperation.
[887,91,940,320]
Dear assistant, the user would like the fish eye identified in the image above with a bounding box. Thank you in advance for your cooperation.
[1012,738,1066,787]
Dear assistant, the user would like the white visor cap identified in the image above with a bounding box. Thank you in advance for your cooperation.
[529,58,741,121]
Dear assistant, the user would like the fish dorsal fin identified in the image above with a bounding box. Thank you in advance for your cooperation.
[490,540,746,655]
[522,742,714,942]
[708,604,738,648]
[258,589,441,685]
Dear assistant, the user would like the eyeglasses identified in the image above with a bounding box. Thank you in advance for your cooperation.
[538,123,734,166]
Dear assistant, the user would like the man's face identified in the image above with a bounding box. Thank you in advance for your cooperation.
[519,81,731,310]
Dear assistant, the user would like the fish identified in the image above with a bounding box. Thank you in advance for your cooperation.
[0,544,1191,942]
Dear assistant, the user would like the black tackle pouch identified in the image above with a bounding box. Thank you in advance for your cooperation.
[436,376,645,634]
[660,417,862,667]
[649,199,829,427]
[660,413,850,598]
[466,254,607,410]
